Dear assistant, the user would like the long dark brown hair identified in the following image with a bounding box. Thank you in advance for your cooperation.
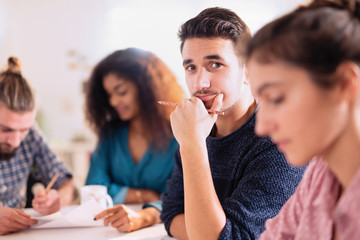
[85,48,185,149]
[247,0,360,89]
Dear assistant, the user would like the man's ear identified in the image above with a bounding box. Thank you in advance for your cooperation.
[243,64,249,85]
[336,61,360,103]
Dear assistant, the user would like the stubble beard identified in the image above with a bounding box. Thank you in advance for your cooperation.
[0,143,18,161]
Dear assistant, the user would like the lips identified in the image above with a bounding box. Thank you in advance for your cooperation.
[194,92,219,109]
[196,94,217,102]
[115,106,127,115]
[273,140,290,152]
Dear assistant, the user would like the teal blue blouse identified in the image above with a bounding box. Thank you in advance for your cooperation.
[85,124,177,205]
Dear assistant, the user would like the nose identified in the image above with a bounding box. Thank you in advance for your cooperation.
[109,95,119,108]
[6,131,22,148]
[255,104,276,137]
[193,68,210,91]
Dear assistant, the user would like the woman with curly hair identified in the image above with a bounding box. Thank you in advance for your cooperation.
[84,48,185,232]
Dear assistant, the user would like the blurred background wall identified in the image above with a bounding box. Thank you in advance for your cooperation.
[0,0,305,184]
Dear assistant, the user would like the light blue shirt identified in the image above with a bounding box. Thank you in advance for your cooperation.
[85,124,177,205]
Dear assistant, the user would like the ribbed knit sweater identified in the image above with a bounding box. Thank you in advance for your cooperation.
[161,110,306,239]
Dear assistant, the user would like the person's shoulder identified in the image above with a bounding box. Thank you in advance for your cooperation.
[302,157,330,186]
[245,135,306,176]
[23,124,45,143]
[248,134,281,158]
[225,114,284,161]
[17,125,49,156]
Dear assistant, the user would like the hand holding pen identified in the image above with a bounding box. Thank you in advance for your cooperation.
[32,172,61,215]
[162,94,224,147]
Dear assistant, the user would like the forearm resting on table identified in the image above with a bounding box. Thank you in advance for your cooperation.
[57,178,75,206]
[169,214,189,240]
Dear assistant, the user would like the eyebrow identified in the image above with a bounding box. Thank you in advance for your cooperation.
[257,82,283,96]
[113,82,125,91]
[182,54,224,66]
[0,123,32,132]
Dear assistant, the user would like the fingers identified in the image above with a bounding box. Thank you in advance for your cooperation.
[97,205,137,232]
[95,205,123,220]
[13,210,37,226]
[104,209,127,226]
[34,201,59,215]
[94,209,109,220]
[0,207,37,235]
[34,187,46,197]
[32,188,47,208]
[8,211,37,228]
[32,196,45,207]
[179,97,205,112]
[210,94,223,112]
[96,210,115,223]
[12,210,37,225]
[7,220,31,230]
[35,203,59,215]
[32,190,60,215]
[0,226,23,235]
[115,221,132,232]
[13,208,31,218]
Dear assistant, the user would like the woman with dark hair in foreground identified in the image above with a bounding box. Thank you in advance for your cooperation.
[247,0,360,239]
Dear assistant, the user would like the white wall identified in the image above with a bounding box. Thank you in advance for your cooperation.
[0,0,305,144]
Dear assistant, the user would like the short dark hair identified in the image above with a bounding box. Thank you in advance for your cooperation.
[0,57,35,112]
[178,7,251,62]
[85,48,185,149]
[247,0,360,89]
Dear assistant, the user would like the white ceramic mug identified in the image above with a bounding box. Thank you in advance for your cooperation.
[80,185,113,209]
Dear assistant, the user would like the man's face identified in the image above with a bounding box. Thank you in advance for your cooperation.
[0,104,35,161]
[181,38,246,111]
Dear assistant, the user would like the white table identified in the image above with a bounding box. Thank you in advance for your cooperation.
[0,205,175,240]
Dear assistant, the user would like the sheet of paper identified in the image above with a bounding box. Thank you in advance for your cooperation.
[28,199,104,228]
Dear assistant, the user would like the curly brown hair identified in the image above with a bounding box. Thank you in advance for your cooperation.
[85,48,185,149]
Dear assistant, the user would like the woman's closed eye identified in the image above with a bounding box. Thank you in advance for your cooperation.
[270,95,284,105]
[116,90,128,96]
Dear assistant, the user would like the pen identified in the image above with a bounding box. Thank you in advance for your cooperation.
[45,172,59,194]
[158,100,225,115]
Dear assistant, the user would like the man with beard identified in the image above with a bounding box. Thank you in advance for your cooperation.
[0,57,75,235]
[160,7,306,240]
